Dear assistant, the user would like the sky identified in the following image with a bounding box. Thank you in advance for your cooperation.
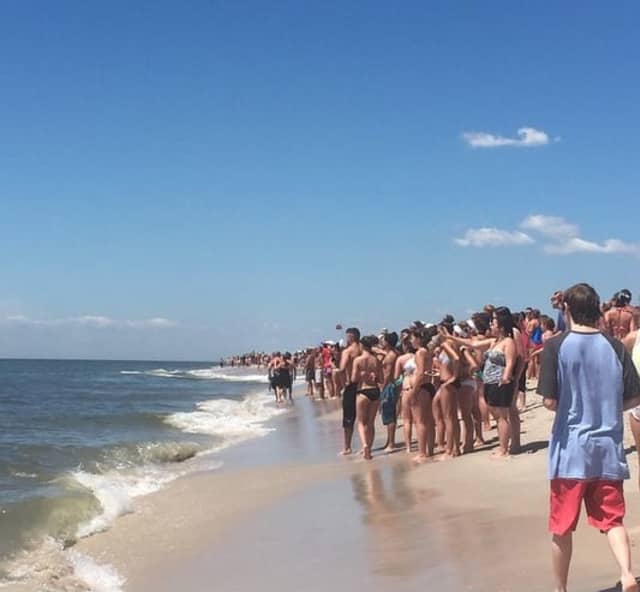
[1,1,639,360]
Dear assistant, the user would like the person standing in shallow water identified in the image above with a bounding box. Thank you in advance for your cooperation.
[538,283,640,592]
[339,328,361,456]
[352,335,383,460]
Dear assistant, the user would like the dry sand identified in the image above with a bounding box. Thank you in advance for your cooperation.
[8,389,640,592]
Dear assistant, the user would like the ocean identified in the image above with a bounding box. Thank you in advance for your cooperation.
[0,359,286,588]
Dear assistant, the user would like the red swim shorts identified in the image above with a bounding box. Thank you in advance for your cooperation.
[549,479,625,536]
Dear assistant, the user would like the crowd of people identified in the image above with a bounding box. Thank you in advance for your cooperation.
[254,285,640,590]
[257,288,640,463]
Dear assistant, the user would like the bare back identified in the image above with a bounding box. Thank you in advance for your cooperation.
[340,343,361,384]
[353,352,381,388]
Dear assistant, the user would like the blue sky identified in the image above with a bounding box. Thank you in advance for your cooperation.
[1,1,639,360]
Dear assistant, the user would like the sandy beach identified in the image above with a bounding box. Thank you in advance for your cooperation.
[8,387,640,592]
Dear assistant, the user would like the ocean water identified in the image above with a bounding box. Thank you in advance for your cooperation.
[0,359,286,589]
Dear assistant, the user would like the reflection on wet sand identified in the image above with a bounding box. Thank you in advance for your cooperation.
[351,463,446,579]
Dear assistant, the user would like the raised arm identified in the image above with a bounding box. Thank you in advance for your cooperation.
[445,333,495,352]
[461,347,480,372]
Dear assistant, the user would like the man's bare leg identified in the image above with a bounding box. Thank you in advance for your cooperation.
[384,423,396,452]
[551,533,572,592]
[340,425,354,455]
[606,526,638,592]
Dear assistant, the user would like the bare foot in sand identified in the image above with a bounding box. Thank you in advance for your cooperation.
[621,574,639,592]
[339,448,352,456]
[405,447,413,454]
[413,454,429,464]
[490,451,511,460]
[474,438,485,447]
[438,453,454,462]
[383,445,396,454]
[363,446,372,460]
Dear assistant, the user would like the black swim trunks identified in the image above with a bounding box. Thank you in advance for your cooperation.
[357,387,380,402]
[342,383,358,428]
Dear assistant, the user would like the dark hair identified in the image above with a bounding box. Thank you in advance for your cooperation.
[346,327,361,342]
[382,331,398,348]
[615,289,632,307]
[564,283,601,326]
[360,335,378,351]
[441,314,455,325]
[493,306,515,338]
[401,338,416,354]
[411,326,437,348]
[472,312,491,335]
[439,321,454,335]
[483,304,495,315]
[540,315,555,332]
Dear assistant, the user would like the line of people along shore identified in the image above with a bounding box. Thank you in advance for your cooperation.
[270,288,637,462]
[262,285,640,591]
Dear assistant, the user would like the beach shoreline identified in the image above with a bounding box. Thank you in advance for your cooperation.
[6,385,640,592]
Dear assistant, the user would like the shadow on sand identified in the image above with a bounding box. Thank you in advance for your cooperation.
[517,440,549,454]
[597,577,640,591]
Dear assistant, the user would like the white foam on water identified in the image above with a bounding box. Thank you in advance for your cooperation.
[66,550,124,592]
[121,366,272,382]
[72,467,175,538]
[165,392,286,447]
[186,369,270,382]
[1,537,124,592]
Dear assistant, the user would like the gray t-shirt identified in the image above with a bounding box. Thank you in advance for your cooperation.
[537,331,640,480]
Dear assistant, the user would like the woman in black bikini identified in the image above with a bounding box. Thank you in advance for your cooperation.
[352,335,383,460]
[408,326,437,463]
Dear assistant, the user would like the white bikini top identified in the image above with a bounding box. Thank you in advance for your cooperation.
[438,351,451,366]
[403,357,417,376]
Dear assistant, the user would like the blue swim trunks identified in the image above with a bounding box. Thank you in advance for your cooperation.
[381,383,399,426]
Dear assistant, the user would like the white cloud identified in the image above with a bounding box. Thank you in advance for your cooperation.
[462,127,555,148]
[521,213,640,256]
[454,213,640,257]
[544,238,640,256]
[2,315,178,329]
[520,214,578,239]
[454,228,534,248]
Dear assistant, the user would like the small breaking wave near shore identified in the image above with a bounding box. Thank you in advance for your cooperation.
[0,361,285,592]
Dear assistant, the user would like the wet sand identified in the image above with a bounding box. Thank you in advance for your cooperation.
[14,389,640,591]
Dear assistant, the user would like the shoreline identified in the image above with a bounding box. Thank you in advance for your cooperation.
[6,386,640,591]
